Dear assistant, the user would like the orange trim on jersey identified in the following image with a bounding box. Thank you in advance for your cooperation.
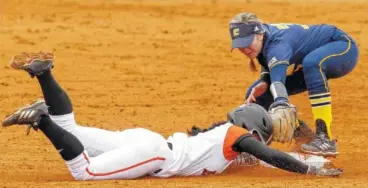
[85,157,166,177]
[223,126,249,161]
[82,152,90,163]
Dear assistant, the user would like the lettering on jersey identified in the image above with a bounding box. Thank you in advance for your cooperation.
[268,57,278,68]
[202,168,217,175]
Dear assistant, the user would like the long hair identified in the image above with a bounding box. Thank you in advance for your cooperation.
[249,59,258,72]
[187,120,228,136]
[230,12,263,73]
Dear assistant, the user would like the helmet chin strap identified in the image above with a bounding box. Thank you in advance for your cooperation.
[251,130,272,145]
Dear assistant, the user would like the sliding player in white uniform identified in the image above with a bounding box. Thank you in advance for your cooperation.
[2,52,342,180]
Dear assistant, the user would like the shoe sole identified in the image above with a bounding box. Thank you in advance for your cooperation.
[300,148,339,157]
[10,52,54,72]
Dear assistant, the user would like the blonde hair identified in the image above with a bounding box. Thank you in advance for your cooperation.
[249,59,257,72]
[229,12,263,25]
[230,13,263,72]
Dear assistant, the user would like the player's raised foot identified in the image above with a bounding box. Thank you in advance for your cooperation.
[301,133,338,157]
[10,52,54,77]
[2,99,49,135]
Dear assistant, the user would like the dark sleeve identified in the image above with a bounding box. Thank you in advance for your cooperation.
[265,42,292,102]
[232,134,309,174]
[266,41,293,84]
[260,66,270,84]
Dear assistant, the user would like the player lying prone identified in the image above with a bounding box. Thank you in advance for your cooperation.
[2,52,342,180]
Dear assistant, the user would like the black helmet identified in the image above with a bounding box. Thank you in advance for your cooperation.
[227,103,273,145]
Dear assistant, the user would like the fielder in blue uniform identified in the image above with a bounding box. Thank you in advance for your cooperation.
[228,12,359,156]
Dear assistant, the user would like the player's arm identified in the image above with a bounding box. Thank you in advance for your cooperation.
[260,66,270,85]
[246,66,270,103]
[231,134,342,176]
[233,133,308,173]
[266,42,292,104]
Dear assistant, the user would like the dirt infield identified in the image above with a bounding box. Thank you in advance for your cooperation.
[0,0,367,187]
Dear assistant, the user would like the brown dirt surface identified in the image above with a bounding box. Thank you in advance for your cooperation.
[1,0,367,187]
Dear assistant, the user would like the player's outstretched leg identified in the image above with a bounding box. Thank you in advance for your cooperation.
[2,103,169,180]
[1,102,84,161]
[10,52,73,116]
[7,52,139,157]
[1,99,90,177]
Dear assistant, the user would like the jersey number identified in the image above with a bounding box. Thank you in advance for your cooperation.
[271,23,309,30]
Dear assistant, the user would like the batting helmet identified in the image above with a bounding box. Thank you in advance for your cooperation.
[227,103,273,145]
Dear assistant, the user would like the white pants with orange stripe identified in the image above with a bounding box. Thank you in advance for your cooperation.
[50,113,172,180]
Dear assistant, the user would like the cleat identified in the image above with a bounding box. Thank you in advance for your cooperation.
[10,52,54,77]
[2,99,48,135]
[301,133,338,157]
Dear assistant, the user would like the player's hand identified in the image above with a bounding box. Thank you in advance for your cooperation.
[246,81,268,103]
[268,101,298,143]
[307,165,343,176]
